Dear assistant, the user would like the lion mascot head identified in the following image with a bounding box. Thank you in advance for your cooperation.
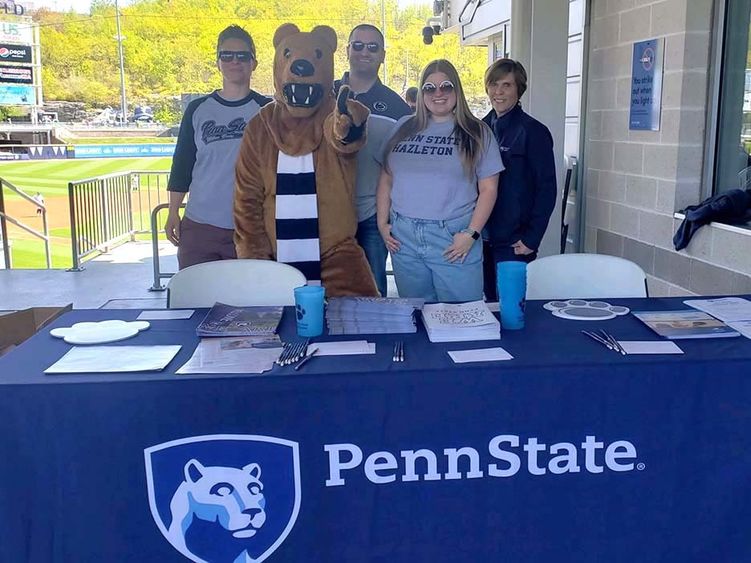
[273,23,337,119]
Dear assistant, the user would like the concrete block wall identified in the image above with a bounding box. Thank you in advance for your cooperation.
[585,0,751,296]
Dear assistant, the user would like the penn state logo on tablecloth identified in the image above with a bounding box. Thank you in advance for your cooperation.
[144,434,301,563]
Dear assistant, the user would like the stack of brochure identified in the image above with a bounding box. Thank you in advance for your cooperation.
[632,309,740,340]
[326,297,423,335]
[196,302,284,337]
[422,300,501,343]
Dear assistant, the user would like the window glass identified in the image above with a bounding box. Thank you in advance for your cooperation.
[715,1,751,194]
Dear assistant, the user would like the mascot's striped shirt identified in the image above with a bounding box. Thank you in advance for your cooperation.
[275,152,321,284]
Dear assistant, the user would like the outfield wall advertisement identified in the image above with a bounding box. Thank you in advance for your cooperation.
[71,144,176,159]
[0,144,176,160]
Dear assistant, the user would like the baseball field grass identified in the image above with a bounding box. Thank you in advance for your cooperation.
[0,157,173,268]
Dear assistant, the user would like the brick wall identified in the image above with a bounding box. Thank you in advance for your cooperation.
[585,0,751,296]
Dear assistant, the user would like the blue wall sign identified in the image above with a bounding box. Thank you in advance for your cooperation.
[629,38,664,131]
[71,144,176,159]
[0,83,35,105]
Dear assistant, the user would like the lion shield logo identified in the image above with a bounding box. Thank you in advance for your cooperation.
[145,434,301,563]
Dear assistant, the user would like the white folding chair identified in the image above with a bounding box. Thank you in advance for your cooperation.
[526,253,648,300]
[167,259,307,308]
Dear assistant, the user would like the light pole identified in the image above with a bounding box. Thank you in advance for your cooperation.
[114,0,127,124]
[381,0,387,84]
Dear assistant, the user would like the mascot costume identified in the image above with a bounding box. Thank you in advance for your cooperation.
[234,23,379,297]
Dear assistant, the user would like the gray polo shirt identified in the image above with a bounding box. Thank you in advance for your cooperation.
[334,74,412,222]
[168,90,271,229]
[380,117,503,221]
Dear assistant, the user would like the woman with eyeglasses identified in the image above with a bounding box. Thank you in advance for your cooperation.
[376,59,503,302]
[166,25,271,270]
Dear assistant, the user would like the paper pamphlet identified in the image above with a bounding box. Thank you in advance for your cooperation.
[448,347,513,363]
[137,310,195,320]
[632,310,740,339]
[617,341,684,354]
[683,297,751,323]
[45,345,181,374]
[195,303,283,337]
[177,336,282,374]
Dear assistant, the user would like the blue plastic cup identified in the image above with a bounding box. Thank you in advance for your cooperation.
[497,261,527,330]
[294,285,325,337]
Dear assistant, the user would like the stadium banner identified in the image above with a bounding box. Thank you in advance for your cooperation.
[0,43,31,63]
[27,145,69,160]
[0,63,31,84]
[71,144,176,159]
[0,83,34,105]
[0,21,33,44]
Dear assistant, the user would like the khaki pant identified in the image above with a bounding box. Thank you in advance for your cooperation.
[177,216,237,270]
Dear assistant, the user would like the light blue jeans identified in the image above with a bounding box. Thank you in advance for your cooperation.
[356,214,388,298]
[390,209,483,302]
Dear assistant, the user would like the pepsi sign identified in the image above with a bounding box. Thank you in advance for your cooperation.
[0,43,31,63]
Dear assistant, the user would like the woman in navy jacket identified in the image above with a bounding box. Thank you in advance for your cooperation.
[481,59,557,300]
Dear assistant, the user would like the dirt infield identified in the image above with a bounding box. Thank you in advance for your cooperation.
[3,189,167,240]
[3,195,72,242]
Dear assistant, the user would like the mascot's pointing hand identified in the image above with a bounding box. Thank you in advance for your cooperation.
[334,85,369,144]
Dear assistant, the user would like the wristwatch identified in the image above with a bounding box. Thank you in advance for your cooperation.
[461,228,480,240]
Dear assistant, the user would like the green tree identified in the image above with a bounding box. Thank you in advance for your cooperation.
[35,0,488,118]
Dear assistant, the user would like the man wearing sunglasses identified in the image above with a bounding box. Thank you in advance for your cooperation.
[166,25,271,269]
[334,24,411,297]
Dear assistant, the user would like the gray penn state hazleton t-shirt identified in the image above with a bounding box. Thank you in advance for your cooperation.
[379,117,503,221]
[168,90,270,229]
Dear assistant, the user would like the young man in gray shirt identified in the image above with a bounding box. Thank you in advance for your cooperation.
[165,25,270,269]
[334,24,411,296]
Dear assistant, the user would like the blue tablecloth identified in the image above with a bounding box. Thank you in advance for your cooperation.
[1,297,750,563]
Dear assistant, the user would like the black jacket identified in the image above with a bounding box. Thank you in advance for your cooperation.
[482,105,557,257]
[673,189,751,250]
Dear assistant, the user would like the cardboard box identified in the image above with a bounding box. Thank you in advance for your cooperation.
[0,304,73,357]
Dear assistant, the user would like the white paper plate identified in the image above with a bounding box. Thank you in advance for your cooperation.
[50,320,150,345]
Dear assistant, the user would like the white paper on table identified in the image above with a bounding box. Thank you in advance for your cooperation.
[728,320,751,339]
[312,341,376,356]
[617,341,684,355]
[683,297,751,323]
[485,302,500,313]
[448,347,513,363]
[137,310,195,320]
[176,337,282,374]
[45,345,182,374]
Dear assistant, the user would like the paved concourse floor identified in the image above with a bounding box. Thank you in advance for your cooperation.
[0,242,398,311]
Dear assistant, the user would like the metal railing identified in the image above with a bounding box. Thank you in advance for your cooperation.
[561,157,579,254]
[68,170,169,270]
[0,177,52,269]
[149,202,184,291]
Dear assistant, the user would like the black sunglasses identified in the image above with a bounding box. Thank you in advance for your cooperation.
[348,41,381,53]
[422,80,455,95]
[218,50,254,63]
